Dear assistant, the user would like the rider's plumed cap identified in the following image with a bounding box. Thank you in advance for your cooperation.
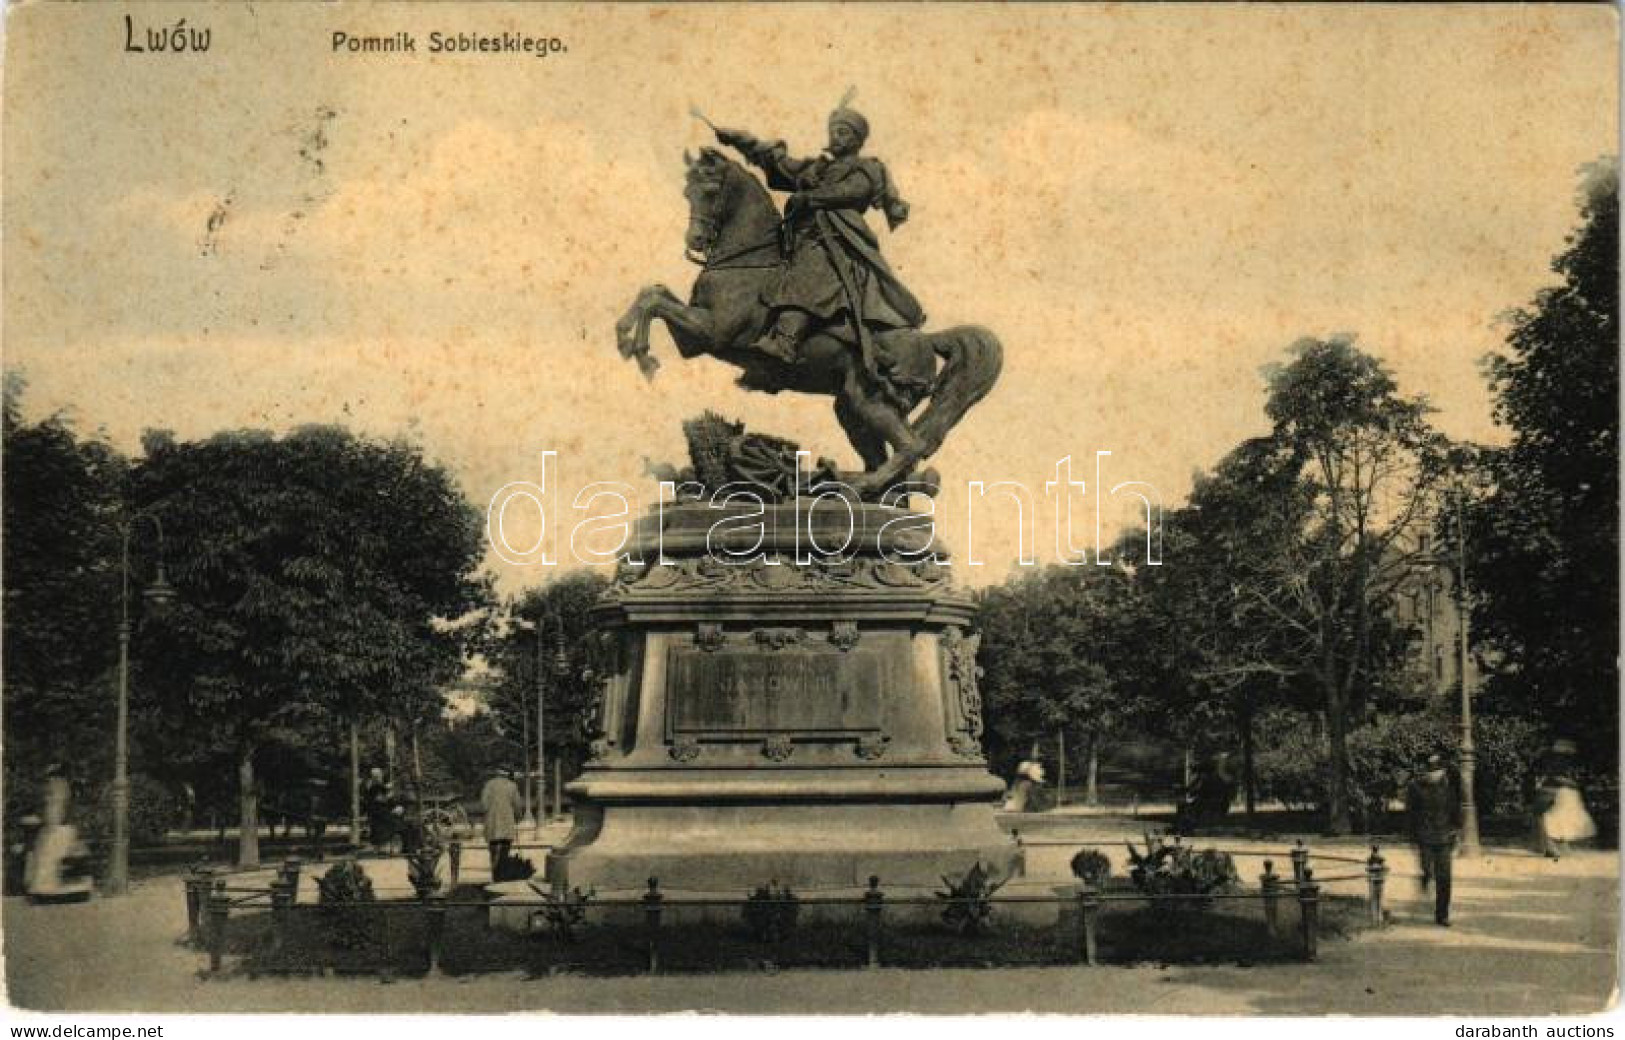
[829,107,869,145]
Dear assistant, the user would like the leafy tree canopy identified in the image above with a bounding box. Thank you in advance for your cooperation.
[1472,159,1619,766]
[130,425,491,799]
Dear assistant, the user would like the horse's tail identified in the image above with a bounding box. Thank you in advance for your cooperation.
[911,325,1003,454]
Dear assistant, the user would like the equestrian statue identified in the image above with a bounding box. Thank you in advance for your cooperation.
[615,94,1003,499]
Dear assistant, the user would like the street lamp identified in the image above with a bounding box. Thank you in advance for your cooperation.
[545,610,568,821]
[513,628,535,830]
[514,608,569,829]
[109,513,175,896]
[1452,487,1482,856]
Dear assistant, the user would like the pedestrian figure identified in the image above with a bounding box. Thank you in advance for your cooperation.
[1533,741,1595,860]
[24,765,93,902]
[480,767,522,879]
[1179,751,1239,830]
[397,781,424,855]
[1406,752,1461,927]
[362,766,393,852]
[1003,756,1047,813]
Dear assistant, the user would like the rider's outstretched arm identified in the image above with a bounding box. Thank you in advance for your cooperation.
[717,129,809,191]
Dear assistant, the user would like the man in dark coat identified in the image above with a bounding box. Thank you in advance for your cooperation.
[362,766,393,851]
[717,105,925,367]
[1406,752,1462,926]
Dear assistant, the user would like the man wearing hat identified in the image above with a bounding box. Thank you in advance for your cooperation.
[715,99,925,367]
[479,766,523,880]
[1406,752,1462,926]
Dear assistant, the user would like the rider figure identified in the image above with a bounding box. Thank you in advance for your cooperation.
[716,104,925,365]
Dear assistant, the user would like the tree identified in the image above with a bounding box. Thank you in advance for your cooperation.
[486,570,612,801]
[1144,437,1316,817]
[1472,160,1619,772]
[130,426,490,866]
[1160,339,1445,833]
[1,375,128,825]
[1263,338,1447,831]
[977,562,1158,796]
[417,709,513,797]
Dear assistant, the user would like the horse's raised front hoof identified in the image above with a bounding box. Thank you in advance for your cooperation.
[614,320,637,358]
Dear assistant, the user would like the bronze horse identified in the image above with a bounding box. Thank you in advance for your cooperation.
[615,147,1002,498]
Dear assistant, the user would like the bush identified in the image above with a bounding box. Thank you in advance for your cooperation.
[1069,849,1112,886]
[494,854,536,882]
[536,884,595,941]
[407,844,444,898]
[1345,714,1457,825]
[936,863,1005,935]
[1253,711,1328,814]
[78,774,185,846]
[741,881,800,943]
[1125,834,1237,914]
[1253,709,1548,826]
[1472,715,1547,815]
[316,860,376,949]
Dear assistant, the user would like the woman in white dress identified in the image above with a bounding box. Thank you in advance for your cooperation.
[1534,740,1597,860]
[25,769,93,901]
[1536,773,1597,860]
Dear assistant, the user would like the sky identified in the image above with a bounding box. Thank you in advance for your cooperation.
[3,3,1617,591]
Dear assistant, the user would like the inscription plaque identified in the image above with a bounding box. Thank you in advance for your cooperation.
[666,646,884,740]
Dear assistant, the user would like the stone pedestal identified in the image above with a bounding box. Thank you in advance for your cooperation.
[547,500,1019,894]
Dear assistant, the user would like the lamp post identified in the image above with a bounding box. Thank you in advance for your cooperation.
[516,609,570,828]
[546,609,569,821]
[1453,489,1482,856]
[109,514,175,896]
[516,641,534,830]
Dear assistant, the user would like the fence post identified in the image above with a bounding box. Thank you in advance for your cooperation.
[207,879,230,976]
[184,866,212,946]
[448,841,462,889]
[1260,859,1280,937]
[1077,882,1100,966]
[269,877,291,955]
[1297,867,1321,962]
[863,875,884,969]
[1366,845,1388,927]
[281,857,303,903]
[642,877,663,975]
[425,892,448,976]
[1290,839,1309,886]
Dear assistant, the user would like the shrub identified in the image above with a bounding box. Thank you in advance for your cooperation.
[316,860,376,949]
[1069,849,1112,887]
[936,862,1005,935]
[741,880,800,943]
[1125,834,1237,914]
[1253,709,1548,825]
[77,774,185,846]
[533,884,595,941]
[1472,715,1547,815]
[406,844,443,898]
[1345,714,1457,825]
[494,854,535,882]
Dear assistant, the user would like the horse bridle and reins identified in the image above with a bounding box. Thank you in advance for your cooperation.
[686,163,787,272]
